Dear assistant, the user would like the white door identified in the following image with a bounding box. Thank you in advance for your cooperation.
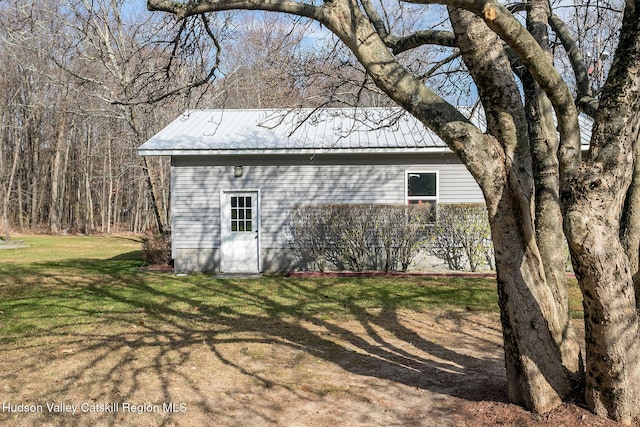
[220,191,260,273]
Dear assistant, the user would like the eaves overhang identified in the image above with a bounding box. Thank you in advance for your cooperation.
[137,146,454,157]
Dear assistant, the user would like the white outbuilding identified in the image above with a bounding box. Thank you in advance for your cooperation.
[139,108,539,273]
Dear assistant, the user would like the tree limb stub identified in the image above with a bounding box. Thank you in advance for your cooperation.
[483,4,497,21]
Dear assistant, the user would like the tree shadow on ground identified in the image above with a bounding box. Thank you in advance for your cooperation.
[202,276,507,401]
[0,256,507,426]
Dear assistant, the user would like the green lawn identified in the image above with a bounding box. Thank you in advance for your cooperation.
[0,235,582,342]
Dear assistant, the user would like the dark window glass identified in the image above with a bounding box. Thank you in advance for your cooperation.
[229,195,254,233]
[408,173,436,197]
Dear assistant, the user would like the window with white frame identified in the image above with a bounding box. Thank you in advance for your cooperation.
[406,171,438,222]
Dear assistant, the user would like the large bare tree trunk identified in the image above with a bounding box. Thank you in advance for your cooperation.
[523,0,581,375]
[324,1,574,413]
[564,2,640,422]
[620,137,640,309]
[489,187,572,411]
[566,202,640,423]
[524,87,581,373]
[448,8,575,411]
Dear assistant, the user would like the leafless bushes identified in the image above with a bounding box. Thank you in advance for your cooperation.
[287,203,494,272]
[286,204,430,272]
[141,232,172,266]
[426,203,494,272]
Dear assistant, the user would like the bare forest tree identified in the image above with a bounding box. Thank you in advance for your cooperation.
[0,0,223,235]
[146,0,640,424]
[212,13,309,108]
[210,11,411,110]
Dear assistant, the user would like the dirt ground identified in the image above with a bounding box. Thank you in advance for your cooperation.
[0,308,630,426]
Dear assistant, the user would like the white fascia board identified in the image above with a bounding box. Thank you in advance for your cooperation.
[138,147,453,156]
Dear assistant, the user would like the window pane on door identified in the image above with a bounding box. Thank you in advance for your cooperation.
[230,196,254,233]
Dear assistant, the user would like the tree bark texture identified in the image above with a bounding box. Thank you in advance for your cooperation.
[620,142,640,308]
[490,188,572,412]
[563,1,640,422]
[448,7,574,412]
[523,0,581,375]
[619,69,640,309]
[524,81,581,374]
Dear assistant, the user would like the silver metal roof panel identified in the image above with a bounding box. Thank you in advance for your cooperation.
[139,108,451,155]
[139,107,592,156]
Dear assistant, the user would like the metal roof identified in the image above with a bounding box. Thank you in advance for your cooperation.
[138,107,592,156]
[139,108,456,156]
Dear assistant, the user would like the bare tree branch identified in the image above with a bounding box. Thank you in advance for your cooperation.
[359,0,389,40]
[148,0,322,21]
[417,50,462,80]
[114,13,221,106]
[388,29,456,54]
[548,12,599,117]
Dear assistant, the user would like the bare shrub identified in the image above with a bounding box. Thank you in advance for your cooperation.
[286,206,331,271]
[426,203,493,271]
[141,232,172,266]
[286,204,429,272]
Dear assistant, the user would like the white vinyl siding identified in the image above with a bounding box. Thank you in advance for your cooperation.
[170,153,484,253]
